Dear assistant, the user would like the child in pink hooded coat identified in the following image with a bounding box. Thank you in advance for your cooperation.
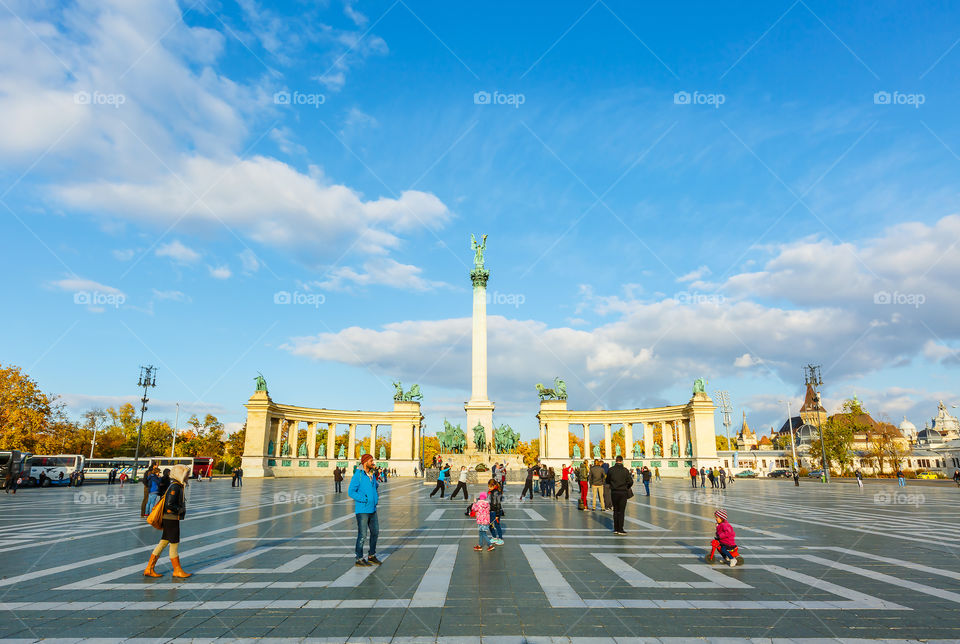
[472,493,494,551]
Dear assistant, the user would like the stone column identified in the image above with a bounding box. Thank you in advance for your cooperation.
[604,423,612,460]
[327,422,336,460]
[289,422,298,459]
[348,423,356,460]
[465,263,495,449]
[539,424,545,460]
[413,423,420,462]
[643,422,652,459]
[624,422,633,461]
[308,422,317,459]
[370,423,377,459]
[583,423,590,461]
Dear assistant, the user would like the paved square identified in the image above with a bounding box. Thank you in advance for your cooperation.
[2,477,960,642]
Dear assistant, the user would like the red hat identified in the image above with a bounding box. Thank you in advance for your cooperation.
[360,453,374,466]
[715,509,727,521]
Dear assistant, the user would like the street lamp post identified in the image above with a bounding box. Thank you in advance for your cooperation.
[804,364,827,483]
[133,365,157,480]
[170,402,179,457]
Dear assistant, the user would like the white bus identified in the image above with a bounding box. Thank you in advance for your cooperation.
[25,454,84,486]
[83,457,148,481]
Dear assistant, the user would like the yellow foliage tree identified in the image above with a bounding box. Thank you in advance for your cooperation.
[518,438,540,466]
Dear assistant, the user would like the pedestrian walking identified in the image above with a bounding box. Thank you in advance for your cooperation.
[141,467,155,517]
[521,463,536,500]
[119,471,127,489]
[556,463,571,500]
[654,467,661,481]
[699,467,706,488]
[349,453,382,567]
[472,492,495,551]
[546,467,556,498]
[451,466,469,500]
[145,467,162,516]
[953,469,960,486]
[487,478,504,545]
[159,468,171,495]
[897,468,905,487]
[143,464,193,579]
[334,466,344,493]
[429,464,448,498]
[855,469,863,489]
[689,465,698,488]
[641,466,651,496]
[3,472,15,494]
[231,469,238,487]
[589,459,606,511]
[707,468,716,489]
[719,467,726,489]
[500,464,507,490]
[606,455,634,535]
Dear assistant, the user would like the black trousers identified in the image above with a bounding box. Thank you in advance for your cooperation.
[611,490,628,533]
[335,480,342,493]
[450,482,468,499]
[691,475,698,488]
[429,481,445,497]
[520,480,533,499]
[556,480,569,499]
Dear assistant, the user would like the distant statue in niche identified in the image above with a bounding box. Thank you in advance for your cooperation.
[337,444,345,460]
[298,442,307,457]
[317,442,326,458]
[379,445,386,460]
[267,440,275,455]
[653,443,662,457]
[281,441,290,456]
[593,444,601,459]
[670,441,679,457]
[686,440,693,457]
[615,444,621,457]
[633,442,644,458]
[573,445,581,460]
[359,444,366,456]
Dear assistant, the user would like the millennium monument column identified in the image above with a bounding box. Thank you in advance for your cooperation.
[465,233,495,451]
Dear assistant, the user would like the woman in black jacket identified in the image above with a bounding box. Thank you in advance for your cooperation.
[143,464,192,579]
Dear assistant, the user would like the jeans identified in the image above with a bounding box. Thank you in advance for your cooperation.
[145,492,160,515]
[335,480,342,493]
[898,477,905,487]
[718,543,736,561]
[489,517,502,539]
[611,490,628,532]
[478,524,491,547]
[691,475,697,488]
[643,481,650,496]
[355,512,379,560]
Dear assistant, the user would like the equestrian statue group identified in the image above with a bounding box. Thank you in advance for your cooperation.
[436,419,521,454]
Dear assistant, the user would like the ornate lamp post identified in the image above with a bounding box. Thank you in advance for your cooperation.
[133,365,157,480]
[804,364,827,483]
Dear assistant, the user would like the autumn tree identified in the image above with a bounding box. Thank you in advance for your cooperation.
[176,414,226,468]
[567,431,584,459]
[518,438,540,466]
[420,436,440,466]
[715,435,730,451]
[0,363,55,451]
[224,424,246,469]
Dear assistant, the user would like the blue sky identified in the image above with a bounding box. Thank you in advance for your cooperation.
[2,0,959,442]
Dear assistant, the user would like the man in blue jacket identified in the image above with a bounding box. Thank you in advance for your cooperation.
[349,453,382,567]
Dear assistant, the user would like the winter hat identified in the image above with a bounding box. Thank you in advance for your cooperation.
[360,453,374,466]
[170,464,191,484]
[477,493,487,500]
[714,509,727,521]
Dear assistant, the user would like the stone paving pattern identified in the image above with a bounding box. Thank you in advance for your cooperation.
[1,475,959,642]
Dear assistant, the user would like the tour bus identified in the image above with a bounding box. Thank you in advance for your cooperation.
[83,457,147,481]
[24,454,84,486]
[0,450,24,488]
[148,456,214,478]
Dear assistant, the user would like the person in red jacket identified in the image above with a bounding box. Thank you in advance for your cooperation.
[713,509,739,567]
[689,465,698,488]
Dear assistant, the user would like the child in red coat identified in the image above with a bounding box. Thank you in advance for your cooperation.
[713,509,739,567]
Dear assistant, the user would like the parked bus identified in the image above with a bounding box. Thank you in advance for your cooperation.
[24,454,84,486]
[148,456,214,479]
[83,457,148,481]
[0,450,24,488]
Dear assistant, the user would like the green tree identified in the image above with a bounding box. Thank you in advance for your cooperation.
[224,424,246,469]
[715,435,730,450]
[818,418,855,474]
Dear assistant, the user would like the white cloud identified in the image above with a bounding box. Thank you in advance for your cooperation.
[49,277,123,295]
[113,249,135,261]
[209,265,232,279]
[315,258,448,292]
[677,265,711,282]
[152,289,191,302]
[238,249,261,273]
[156,240,201,264]
[733,353,762,367]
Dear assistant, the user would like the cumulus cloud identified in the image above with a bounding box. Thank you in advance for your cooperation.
[209,265,232,279]
[315,258,450,292]
[155,240,201,264]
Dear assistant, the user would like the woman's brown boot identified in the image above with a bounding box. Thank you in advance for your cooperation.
[143,554,162,577]
[171,556,192,578]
